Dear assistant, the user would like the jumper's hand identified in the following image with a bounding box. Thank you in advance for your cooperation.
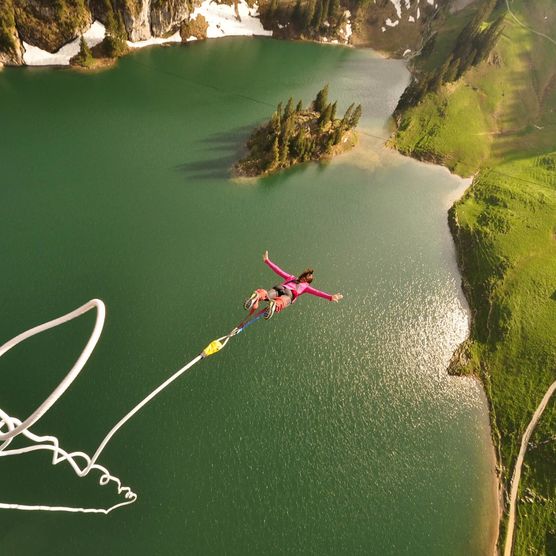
[263,250,269,262]
[331,294,343,303]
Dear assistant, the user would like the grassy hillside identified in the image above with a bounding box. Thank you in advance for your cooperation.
[451,155,556,555]
[392,1,556,553]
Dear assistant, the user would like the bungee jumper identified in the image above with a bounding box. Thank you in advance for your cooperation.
[0,253,344,513]
[203,251,344,357]
[244,250,344,319]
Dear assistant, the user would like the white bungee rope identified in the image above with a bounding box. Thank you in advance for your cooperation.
[0,299,242,514]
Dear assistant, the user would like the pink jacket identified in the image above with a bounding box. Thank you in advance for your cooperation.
[265,258,333,302]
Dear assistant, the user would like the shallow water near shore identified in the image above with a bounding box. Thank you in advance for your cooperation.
[0,38,496,554]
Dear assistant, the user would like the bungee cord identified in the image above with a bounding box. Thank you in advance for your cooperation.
[0,299,262,514]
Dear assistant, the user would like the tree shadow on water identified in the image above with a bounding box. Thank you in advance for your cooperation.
[175,124,255,182]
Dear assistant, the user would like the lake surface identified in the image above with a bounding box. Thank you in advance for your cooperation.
[0,38,496,554]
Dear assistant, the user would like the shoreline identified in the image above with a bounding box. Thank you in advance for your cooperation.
[446,171,504,556]
[15,0,272,69]
[445,173,502,556]
[6,0,360,71]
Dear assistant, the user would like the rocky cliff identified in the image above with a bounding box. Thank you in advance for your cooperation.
[97,0,192,41]
[0,0,451,67]
[0,0,23,64]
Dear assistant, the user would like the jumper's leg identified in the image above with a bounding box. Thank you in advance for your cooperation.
[244,288,268,311]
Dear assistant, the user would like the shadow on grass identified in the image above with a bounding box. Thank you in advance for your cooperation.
[175,124,255,181]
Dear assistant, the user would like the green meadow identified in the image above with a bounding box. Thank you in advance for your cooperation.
[392,1,556,553]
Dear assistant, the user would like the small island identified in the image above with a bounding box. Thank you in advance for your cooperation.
[234,85,361,177]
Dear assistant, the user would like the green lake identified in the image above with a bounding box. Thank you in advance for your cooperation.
[0,38,497,554]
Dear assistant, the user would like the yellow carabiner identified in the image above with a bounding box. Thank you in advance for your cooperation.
[202,339,224,358]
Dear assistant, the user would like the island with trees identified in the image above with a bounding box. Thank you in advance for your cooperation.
[234,85,361,177]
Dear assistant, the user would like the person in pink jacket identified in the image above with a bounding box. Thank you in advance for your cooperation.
[244,250,344,319]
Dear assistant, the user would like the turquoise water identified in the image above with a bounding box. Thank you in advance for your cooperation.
[0,38,496,554]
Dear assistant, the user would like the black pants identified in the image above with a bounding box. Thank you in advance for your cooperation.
[267,285,294,308]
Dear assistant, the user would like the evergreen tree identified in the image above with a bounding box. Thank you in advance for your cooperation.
[329,0,341,24]
[445,57,460,83]
[73,36,93,67]
[420,32,437,59]
[393,80,423,117]
[319,102,333,128]
[116,11,127,40]
[322,0,331,24]
[311,0,323,30]
[105,6,116,36]
[291,131,302,157]
[279,139,289,166]
[270,110,281,135]
[349,104,362,128]
[451,0,497,73]
[313,84,329,113]
[304,0,316,30]
[281,114,294,146]
[292,0,303,28]
[0,4,16,53]
[267,0,280,21]
[284,97,294,121]
[103,0,127,57]
[431,58,449,91]
[341,102,354,128]
[276,101,283,123]
[475,14,505,65]
[296,99,303,112]
[330,101,337,121]
[268,136,280,170]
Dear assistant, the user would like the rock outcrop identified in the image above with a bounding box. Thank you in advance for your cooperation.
[151,0,191,37]
[180,14,208,41]
[13,0,91,52]
[0,0,24,65]
[117,0,152,41]
[0,0,448,66]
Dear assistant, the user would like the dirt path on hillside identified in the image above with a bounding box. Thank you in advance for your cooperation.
[503,380,556,556]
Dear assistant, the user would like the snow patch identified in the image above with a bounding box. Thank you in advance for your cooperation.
[381,26,386,32]
[85,21,106,47]
[23,21,106,66]
[408,15,415,22]
[337,10,352,44]
[389,0,402,18]
[403,48,411,56]
[417,7,420,19]
[385,18,399,27]
[128,31,181,49]
[189,0,271,39]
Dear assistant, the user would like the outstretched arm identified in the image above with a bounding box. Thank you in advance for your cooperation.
[305,286,343,302]
[263,250,296,281]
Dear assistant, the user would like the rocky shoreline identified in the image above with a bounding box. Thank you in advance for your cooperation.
[0,0,439,69]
